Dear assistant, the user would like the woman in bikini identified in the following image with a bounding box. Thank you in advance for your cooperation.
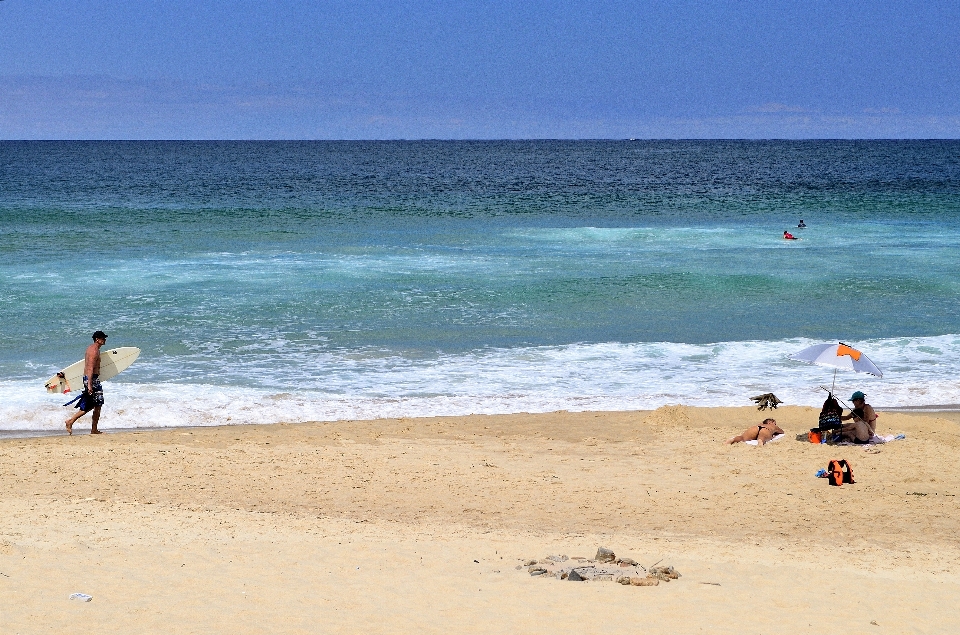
[726,418,784,446]
[839,391,877,443]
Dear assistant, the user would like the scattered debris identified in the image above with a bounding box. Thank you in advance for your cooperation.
[69,593,93,602]
[750,393,783,410]
[519,548,680,587]
[595,547,616,563]
[648,565,680,581]
[624,576,658,586]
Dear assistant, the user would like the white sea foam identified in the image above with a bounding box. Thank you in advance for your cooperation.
[5,334,959,432]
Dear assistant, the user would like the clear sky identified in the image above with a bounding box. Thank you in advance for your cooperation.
[2,0,958,139]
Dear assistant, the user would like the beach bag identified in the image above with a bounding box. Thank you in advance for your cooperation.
[827,459,854,486]
[818,411,842,431]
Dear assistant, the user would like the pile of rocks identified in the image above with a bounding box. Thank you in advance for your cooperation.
[518,547,681,587]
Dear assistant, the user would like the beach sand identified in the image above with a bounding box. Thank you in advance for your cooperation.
[2,406,959,633]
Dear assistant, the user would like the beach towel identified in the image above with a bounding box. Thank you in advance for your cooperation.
[834,433,905,447]
[745,433,785,445]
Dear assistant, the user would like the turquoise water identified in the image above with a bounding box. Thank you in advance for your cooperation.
[2,141,959,430]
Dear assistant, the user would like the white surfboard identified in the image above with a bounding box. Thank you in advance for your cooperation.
[44,347,141,394]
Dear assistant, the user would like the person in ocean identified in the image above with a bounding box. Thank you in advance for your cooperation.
[783,230,798,240]
[797,219,806,228]
[64,331,108,435]
[726,418,784,446]
[840,391,877,443]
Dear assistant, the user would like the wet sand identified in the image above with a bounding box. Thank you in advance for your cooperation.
[2,406,958,633]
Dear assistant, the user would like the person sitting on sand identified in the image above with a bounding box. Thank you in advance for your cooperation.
[726,418,784,446]
[840,391,877,443]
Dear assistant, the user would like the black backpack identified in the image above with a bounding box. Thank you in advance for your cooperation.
[818,411,842,431]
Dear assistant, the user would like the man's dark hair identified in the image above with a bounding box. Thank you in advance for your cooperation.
[92,331,108,340]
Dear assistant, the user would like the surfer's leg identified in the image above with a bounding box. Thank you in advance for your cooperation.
[65,409,87,435]
[90,405,102,434]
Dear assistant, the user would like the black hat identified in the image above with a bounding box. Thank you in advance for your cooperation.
[92,331,108,340]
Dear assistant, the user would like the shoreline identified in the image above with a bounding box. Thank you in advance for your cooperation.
[4,403,960,440]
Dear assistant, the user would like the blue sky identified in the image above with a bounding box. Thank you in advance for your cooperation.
[2,0,958,139]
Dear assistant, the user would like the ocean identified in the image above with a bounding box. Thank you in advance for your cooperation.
[2,140,959,432]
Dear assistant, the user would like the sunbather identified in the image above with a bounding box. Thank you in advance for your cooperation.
[726,418,784,446]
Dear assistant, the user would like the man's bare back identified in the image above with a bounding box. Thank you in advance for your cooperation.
[85,341,102,384]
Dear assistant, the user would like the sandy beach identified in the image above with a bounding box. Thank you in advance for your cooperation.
[2,406,959,633]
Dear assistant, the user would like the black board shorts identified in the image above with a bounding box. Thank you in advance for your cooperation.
[77,376,104,411]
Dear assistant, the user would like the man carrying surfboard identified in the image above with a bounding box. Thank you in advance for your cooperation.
[64,331,108,435]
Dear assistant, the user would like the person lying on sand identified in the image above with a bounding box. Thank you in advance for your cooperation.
[726,418,784,446]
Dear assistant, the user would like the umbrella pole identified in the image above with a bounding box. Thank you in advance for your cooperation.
[831,369,837,395]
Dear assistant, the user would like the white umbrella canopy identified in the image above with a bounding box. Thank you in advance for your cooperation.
[791,342,883,394]
[791,342,883,377]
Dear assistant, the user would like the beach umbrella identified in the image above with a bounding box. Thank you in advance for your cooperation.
[790,341,882,394]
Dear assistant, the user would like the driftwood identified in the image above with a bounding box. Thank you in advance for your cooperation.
[750,393,783,410]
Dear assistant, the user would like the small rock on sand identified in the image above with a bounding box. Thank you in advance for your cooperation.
[595,547,616,563]
[649,566,680,581]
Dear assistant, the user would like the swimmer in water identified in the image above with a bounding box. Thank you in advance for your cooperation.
[783,231,798,240]
[797,219,806,228]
